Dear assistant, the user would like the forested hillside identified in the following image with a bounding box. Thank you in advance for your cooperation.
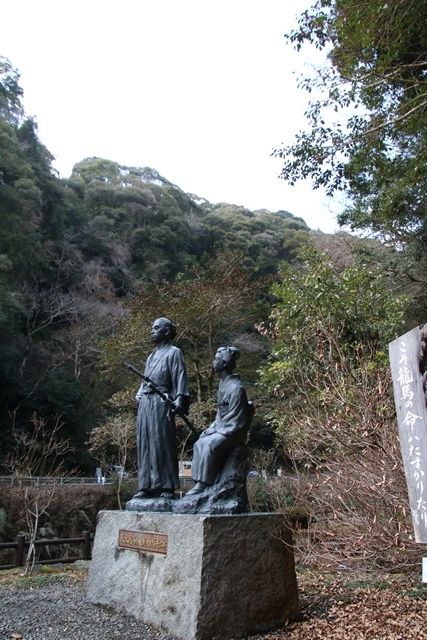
[0,56,312,472]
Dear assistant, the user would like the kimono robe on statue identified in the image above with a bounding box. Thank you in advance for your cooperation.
[191,374,250,485]
[135,343,189,492]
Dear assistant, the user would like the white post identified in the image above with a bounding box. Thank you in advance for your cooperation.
[422,558,427,583]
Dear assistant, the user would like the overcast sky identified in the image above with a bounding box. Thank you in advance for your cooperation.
[1,0,341,232]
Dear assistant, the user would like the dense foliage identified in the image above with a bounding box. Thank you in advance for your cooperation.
[274,0,427,318]
[259,247,407,462]
[277,0,427,200]
[257,248,419,570]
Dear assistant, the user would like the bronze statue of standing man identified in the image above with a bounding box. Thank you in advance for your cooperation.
[132,318,189,500]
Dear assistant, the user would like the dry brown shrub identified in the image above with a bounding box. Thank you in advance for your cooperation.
[258,361,423,572]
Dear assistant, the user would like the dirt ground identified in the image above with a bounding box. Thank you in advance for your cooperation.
[1,565,427,639]
[249,567,427,640]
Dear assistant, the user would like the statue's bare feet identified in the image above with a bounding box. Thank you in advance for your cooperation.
[186,481,208,496]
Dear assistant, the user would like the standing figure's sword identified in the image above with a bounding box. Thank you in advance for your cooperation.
[125,363,198,436]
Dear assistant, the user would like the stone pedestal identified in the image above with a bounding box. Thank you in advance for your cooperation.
[86,511,299,640]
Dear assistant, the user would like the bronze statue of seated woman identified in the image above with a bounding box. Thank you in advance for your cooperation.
[174,346,253,514]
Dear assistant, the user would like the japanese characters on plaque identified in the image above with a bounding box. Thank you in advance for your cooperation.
[118,529,168,555]
[390,326,427,543]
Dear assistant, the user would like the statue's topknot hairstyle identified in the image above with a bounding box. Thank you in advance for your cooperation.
[217,346,240,370]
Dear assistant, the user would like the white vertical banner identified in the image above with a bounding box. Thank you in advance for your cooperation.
[389,326,427,543]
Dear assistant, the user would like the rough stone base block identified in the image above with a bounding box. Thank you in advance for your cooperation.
[86,511,299,640]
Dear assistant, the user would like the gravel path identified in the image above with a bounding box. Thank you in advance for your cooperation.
[0,571,175,640]
[3,564,426,640]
